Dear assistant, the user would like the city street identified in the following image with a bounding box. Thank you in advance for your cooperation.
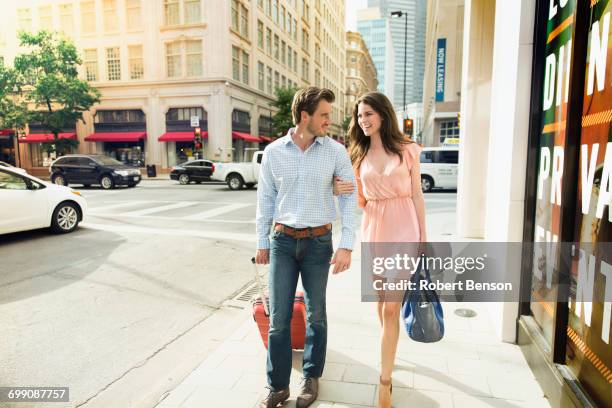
[0,180,456,407]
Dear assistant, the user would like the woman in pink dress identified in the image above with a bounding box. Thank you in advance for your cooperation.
[346,92,427,408]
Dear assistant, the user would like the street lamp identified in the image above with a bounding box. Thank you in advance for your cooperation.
[391,10,408,119]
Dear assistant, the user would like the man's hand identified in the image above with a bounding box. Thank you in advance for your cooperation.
[255,249,270,265]
[333,177,355,196]
[330,248,352,274]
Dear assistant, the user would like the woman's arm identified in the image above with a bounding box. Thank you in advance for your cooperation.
[410,146,427,241]
[356,166,367,209]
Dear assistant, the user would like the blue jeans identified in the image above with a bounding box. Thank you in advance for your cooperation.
[267,229,334,391]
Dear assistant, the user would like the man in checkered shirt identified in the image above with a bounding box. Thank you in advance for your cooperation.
[255,87,357,408]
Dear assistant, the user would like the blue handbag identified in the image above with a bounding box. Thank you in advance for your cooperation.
[401,259,445,343]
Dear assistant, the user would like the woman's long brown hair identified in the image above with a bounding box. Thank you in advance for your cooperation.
[348,91,414,170]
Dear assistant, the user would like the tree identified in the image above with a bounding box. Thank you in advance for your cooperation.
[270,86,297,137]
[12,31,100,155]
[0,64,28,134]
[342,115,352,132]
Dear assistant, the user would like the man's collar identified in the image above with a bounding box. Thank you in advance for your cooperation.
[283,127,325,146]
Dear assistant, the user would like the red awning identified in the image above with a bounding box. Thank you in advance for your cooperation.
[0,129,13,136]
[259,136,273,142]
[85,132,147,142]
[232,131,261,143]
[18,133,77,143]
[158,131,208,142]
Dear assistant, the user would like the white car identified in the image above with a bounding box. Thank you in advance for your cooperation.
[419,147,459,192]
[0,166,87,235]
[0,161,27,175]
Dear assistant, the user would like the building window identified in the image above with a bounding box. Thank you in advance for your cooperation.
[266,28,272,55]
[81,1,95,34]
[184,0,201,24]
[274,71,279,90]
[106,47,121,81]
[273,34,279,60]
[293,50,297,72]
[281,6,286,31]
[39,6,53,31]
[281,75,286,88]
[288,46,292,69]
[232,46,240,81]
[257,0,263,9]
[258,61,264,91]
[17,8,32,31]
[240,4,248,37]
[103,0,118,32]
[186,40,202,76]
[241,50,249,85]
[302,58,309,81]
[83,49,98,81]
[292,17,297,40]
[281,41,286,65]
[257,20,264,49]
[439,120,459,143]
[126,0,142,29]
[166,42,181,77]
[231,0,239,31]
[128,45,144,80]
[164,0,179,25]
[272,0,278,24]
[59,4,74,35]
[315,69,320,86]
[265,0,271,17]
[266,66,272,94]
[315,43,320,62]
[95,110,145,124]
[302,29,309,52]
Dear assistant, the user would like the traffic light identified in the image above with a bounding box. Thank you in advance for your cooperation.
[194,127,202,143]
[403,118,414,137]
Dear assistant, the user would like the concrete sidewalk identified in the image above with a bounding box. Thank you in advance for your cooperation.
[155,240,551,407]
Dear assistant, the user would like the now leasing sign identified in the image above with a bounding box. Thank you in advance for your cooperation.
[435,38,446,102]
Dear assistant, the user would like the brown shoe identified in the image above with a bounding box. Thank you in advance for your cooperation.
[296,377,319,408]
[259,386,289,408]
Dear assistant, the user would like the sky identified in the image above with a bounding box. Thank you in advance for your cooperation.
[345,0,368,31]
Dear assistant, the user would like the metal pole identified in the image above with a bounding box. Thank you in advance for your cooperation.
[15,130,21,168]
[403,12,407,118]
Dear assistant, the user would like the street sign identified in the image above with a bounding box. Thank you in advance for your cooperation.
[190,115,200,127]
[443,137,460,146]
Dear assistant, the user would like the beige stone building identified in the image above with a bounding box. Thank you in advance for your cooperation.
[421,0,464,147]
[344,31,377,124]
[0,0,346,174]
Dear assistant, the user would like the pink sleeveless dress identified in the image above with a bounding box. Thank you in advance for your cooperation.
[357,143,422,243]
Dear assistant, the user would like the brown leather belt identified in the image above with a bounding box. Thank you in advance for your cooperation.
[274,223,332,239]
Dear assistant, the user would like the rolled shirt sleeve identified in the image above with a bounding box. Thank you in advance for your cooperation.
[256,150,277,249]
[334,147,357,250]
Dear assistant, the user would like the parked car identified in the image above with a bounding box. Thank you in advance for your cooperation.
[50,154,141,189]
[212,151,263,190]
[419,147,459,192]
[0,161,27,174]
[170,159,215,185]
[0,166,87,234]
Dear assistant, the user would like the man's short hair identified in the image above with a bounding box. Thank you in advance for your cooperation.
[291,87,335,125]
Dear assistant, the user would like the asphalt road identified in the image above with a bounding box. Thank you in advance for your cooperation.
[0,180,457,407]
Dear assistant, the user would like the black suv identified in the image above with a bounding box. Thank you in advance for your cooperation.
[50,154,142,189]
[170,159,215,184]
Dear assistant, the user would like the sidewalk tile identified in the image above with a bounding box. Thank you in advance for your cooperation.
[413,371,491,397]
[321,362,347,381]
[180,386,260,408]
[317,380,376,406]
[389,387,453,408]
[453,394,551,408]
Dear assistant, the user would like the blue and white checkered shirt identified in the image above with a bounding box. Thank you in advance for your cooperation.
[256,127,357,250]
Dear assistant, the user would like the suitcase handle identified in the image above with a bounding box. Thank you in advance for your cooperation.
[251,257,269,316]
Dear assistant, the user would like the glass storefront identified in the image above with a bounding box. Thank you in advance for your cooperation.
[524,0,611,405]
[103,142,145,167]
[0,134,15,165]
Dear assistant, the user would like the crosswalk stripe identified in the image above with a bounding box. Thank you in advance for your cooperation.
[121,201,199,216]
[89,201,146,213]
[181,203,251,221]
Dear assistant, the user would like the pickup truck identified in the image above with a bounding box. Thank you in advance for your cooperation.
[212,151,263,190]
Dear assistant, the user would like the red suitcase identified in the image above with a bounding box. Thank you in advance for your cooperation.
[251,258,307,350]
